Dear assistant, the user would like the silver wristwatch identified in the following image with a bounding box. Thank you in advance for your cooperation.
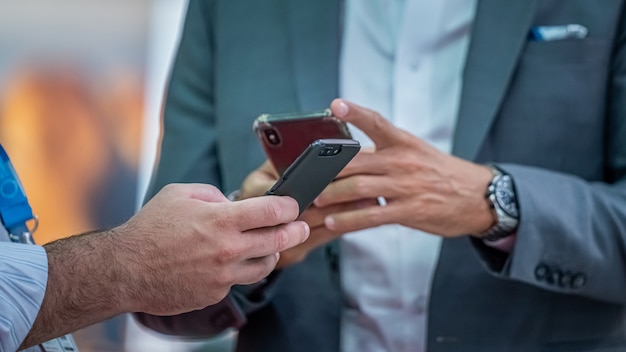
[480,166,519,241]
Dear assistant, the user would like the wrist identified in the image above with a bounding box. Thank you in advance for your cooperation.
[80,228,133,314]
[36,228,128,342]
[106,224,147,313]
[463,164,497,235]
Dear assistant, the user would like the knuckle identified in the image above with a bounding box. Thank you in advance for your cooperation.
[205,184,222,197]
[210,207,236,231]
[372,112,388,129]
[351,177,371,197]
[264,199,287,222]
[215,245,239,265]
[273,226,291,250]
[161,183,180,195]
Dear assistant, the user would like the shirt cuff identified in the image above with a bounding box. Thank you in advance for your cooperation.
[0,242,48,351]
[483,234,517,253]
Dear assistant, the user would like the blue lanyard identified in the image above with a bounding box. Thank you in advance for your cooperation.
[0,144,79,351]
[0,145,35,241]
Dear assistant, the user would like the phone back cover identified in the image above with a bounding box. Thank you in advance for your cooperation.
[266,140,360,214]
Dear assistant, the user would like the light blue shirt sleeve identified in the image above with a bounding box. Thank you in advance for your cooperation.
[0,242,48,352]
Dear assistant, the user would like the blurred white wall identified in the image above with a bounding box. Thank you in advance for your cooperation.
[126,0,203,351]
[136,0,187,208]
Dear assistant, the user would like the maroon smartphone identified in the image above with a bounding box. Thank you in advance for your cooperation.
[253,109,353,175]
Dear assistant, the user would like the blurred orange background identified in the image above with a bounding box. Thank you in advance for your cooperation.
[0,63,144,244]
[0,1,187,350]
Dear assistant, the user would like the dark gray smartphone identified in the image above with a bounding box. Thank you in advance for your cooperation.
[253,109,353,175]
[265,138,360,215]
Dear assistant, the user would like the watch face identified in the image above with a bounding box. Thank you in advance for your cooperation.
[495,176,519,218]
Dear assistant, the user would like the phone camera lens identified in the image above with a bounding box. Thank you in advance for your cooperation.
[264,128,281,146]
[319,146,341,156]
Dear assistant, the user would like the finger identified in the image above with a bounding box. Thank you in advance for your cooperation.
[336,151,388,178]
[314,175,394,207]
[235,254,280,285]
[300,200,378,227]
[324,204,401,233]
[240,175,277,199]
[243,220,310,257]
[300,225,344,252]
[330,98,400,149]
[240,165,279,199]
[229,195,301,230]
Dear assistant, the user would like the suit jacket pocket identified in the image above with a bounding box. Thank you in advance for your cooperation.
[521,38,608,67]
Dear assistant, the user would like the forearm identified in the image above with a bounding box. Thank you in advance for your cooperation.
[20,229,130,349]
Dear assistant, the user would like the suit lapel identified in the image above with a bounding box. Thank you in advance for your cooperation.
[286,0,535,158]
[285,0,342,111]
[453,0,537,160]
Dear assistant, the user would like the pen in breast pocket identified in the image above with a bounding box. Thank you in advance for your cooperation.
[529,24,588,41]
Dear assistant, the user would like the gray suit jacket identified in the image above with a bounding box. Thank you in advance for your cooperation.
[137,0,626,351]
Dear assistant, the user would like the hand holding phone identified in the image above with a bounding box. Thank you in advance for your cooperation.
[265,139,360,215]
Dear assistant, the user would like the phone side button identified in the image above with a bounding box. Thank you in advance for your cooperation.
[267,177,285,194]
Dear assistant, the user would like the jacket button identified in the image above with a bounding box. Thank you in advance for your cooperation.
[545,269,557,285]
[571,273,587,289]
[558,271,573,288]
[535,264,550,281]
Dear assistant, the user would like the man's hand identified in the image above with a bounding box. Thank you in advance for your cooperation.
[314,99,495,237]
[21,183,308,348]
[120,183,309,315]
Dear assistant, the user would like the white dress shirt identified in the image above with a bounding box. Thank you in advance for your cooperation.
[339,1,476,351]
[0,225,48,352]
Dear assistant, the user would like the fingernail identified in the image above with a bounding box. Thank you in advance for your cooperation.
[335,100,349,117]
[325,216,336,230]
[303,222,311,238]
